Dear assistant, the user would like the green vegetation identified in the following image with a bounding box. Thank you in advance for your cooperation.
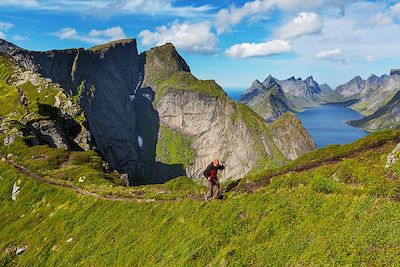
[142,43,190,87]
[88,39,134,52]
[2,130,400,265]
[155,72,229,102]
[156,125,196,168]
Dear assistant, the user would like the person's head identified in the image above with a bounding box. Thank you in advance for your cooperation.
[213,159,219,166]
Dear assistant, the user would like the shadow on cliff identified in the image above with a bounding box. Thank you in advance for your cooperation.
[133,88,185,185]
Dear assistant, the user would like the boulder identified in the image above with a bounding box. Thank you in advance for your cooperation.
[11,181,20,201]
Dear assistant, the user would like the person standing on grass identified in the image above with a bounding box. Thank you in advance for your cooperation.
[203,159,225,201]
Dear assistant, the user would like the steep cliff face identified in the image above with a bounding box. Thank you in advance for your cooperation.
[0,39,316,183]
[141,46,316,181]
[0,39,145,184]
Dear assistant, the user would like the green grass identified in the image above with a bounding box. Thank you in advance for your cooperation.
[2,130,400,265]
[88,39,134,52]
[156,125,196,168]
[155,72,228,102]
[240,129,400,184]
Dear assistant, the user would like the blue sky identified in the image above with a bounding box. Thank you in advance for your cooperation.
[1,0,400,90]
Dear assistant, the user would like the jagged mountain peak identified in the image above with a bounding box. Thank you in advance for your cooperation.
[262,75,278,86]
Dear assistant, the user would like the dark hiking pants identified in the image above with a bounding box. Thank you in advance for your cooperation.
[206,179,221,200]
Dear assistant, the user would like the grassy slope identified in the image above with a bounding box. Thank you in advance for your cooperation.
[2,131,400,266]
[156,125,196,168]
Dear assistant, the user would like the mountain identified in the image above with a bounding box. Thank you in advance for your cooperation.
[337,71,400,131]
[239,75,343,121]
[0,39,316,185]
[238,76,292,122]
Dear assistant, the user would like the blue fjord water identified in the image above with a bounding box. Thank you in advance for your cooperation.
[296,104,367,148]
[225,89,368,148]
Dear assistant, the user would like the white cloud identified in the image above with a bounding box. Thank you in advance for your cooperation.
[89,27,126,41]
[12,34,29,41]
[371,2,400,25]
[139,21,218,54]
[225,40,292,59]
[0,0,39,8]
[52,26,127,44]
[0,32,5,39]
[315,48,343,59]
[123,0,213,17]
[214,1,274,34]
[0,0,213,18]
[0,21,13,31]
[214,0,350,34]
[277,12,323,39]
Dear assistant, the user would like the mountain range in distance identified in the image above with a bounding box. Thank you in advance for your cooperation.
[239,70,400,132]
[239,75,343,122]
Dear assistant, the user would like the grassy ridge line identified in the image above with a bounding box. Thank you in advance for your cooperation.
[234,130,400,191]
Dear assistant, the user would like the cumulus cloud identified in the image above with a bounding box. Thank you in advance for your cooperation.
[139,21,218,54]
[89,27,126,41]
[225,40,292,59]
[0,32,5,39]
[52,26,127,44]
[214,1,274,34]
[277,12,323,39]
[214,0,350,34]
[315,48,343,61]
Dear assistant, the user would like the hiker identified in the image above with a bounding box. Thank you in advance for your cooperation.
[203,159,225,201]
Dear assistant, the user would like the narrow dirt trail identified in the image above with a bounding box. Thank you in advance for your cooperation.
[4,159,163,203]
[1,137,396,203]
